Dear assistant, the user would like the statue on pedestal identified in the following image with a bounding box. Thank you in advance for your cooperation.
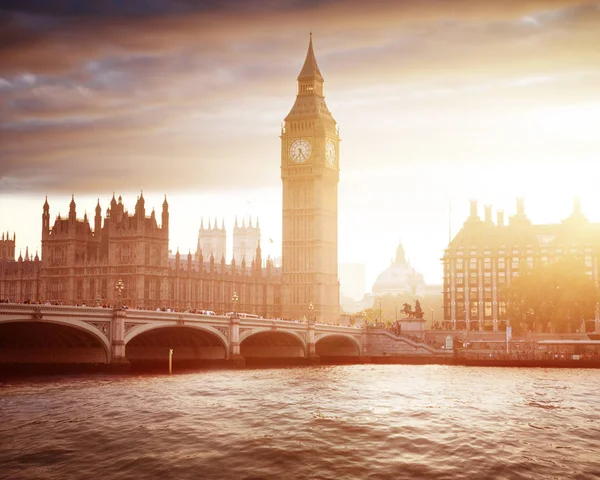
[414,300,424,319]
[402,300,425,319]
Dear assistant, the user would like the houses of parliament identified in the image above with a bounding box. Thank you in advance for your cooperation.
[0,35,341,324]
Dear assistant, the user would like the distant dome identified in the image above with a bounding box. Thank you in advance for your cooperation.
[372,243,425,297]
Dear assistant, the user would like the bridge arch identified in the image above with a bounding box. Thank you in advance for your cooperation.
[125,322,230,363]
[0,317,111,364]
[240,328,307,359]
[315,332,362,357]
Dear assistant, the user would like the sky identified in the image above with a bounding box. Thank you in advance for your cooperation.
[1,0,600,295]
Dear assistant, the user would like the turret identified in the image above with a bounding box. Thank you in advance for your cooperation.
[162,195,169,233]
[255,240,262,275]
[110,193,117,215]
[135,191,146,218]
[69,195,76,223]
[266,255,273,277]
[94,199,102,234]
[42,196,50,236]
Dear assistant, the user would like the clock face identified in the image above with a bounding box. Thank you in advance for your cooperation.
[325,140,336,166]
[289,138,311,164]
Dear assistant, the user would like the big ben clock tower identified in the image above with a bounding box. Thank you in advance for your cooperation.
[281,34,340,324]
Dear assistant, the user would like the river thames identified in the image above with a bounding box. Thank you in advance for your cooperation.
[1,365,599,479]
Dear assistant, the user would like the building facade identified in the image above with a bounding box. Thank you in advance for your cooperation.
[442,198,600,331]
[281,34,340,324]
[0,194,282,318]
[233,216,261,263]
[196,218,226,263]
[0,233,16,262]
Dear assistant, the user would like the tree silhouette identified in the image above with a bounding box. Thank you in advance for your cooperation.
[507,255,598,333]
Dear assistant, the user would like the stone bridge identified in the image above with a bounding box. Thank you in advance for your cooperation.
[0,304,446,369]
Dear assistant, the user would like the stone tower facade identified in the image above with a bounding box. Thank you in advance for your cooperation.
[0,232,16,262]
[197,218,226,263]
[39,193,169,304]
[233,216,261,264]
[281,34,340,323]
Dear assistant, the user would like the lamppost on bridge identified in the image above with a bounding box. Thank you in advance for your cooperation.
[115,279,124,309]
[379,298,382,324]
[309,301,314,324]
[430,308,434,328]
[232,291,239,316]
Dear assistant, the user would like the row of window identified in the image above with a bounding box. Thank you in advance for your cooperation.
[450,256,594,270]
[452,271,513,286]
[452,247,593,255]
[450,301,508,319]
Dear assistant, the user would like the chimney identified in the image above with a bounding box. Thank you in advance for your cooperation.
[497,210,505,227]
[516,197,525,216]
[484,205,492,223]
[469,199,478,218]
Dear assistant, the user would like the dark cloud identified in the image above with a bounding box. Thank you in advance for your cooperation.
[0,0,315,18]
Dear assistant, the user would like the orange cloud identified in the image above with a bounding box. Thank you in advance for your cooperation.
[0,0,599,195]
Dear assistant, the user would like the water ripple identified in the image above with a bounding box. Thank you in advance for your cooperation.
[1,366,600,479]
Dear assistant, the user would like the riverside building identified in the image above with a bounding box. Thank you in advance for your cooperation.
[0,194,282,317]
[442,198,600,331]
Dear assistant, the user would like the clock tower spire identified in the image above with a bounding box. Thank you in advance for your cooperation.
[281,34,340,325]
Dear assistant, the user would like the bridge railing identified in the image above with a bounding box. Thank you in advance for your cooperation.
[0,303,364,332]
